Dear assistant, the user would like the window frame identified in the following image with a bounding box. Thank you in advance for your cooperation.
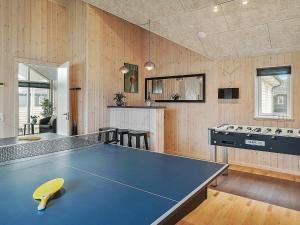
[255,66,293,120]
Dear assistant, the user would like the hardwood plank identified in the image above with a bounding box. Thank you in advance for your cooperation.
[212,169,300,211]
[178,189,300,225]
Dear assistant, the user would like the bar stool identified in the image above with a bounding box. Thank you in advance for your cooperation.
[128,130,149,150]
[117,129,130,146]
[98,127,117,143]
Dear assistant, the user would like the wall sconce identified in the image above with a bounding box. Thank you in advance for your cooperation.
[0,82,4,87]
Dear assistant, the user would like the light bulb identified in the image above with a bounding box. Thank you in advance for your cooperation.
[144,61,155,71]
[119,65,129,74]
[213,5,219,13]
[242,0,248,5]
[197,31,207,39]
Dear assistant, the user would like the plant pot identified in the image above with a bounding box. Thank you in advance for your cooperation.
[115,100,124,106]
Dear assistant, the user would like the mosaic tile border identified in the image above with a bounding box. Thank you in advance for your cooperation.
[0,132,111,163]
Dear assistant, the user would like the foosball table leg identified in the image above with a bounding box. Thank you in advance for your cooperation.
[210,145,218,186]
[222,146,229,176]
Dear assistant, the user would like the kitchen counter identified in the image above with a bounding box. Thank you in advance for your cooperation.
[108,106,165,152]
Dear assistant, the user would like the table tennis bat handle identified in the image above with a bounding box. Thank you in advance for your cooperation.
[37,194,51,211]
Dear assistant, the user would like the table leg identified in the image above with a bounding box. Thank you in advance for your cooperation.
[222,146,228,176]
[24,125,26,135]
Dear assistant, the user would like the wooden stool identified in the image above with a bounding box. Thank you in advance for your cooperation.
[98,127,117,143]
[117,129,130,146]
[128,130,149,150]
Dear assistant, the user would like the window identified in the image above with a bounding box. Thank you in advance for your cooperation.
[256,66,292,119]
[276,95,285,105]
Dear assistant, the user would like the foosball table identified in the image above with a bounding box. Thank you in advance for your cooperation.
[208,124,300,175]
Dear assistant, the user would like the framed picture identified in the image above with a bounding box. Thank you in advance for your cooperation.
[124,63,138,93]
[152,79,163,94]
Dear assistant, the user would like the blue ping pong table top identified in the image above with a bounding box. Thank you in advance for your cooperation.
[0,143,227,225]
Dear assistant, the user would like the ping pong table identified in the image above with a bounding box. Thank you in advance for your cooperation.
[0,134,228,225]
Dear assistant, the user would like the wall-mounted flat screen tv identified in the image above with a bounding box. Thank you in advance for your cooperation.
[218,88,239,99]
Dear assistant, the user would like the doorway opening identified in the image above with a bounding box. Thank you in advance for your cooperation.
[17,61,70,137]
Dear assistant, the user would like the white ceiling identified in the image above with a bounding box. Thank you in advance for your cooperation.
[28,64,57,80]
[84,0,300,59]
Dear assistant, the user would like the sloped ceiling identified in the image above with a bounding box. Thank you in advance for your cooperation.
[28,64,57,80]
[84,0,300,59]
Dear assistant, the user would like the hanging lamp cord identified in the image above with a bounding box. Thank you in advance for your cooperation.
[123,22,126,61]
[148,19,151,61]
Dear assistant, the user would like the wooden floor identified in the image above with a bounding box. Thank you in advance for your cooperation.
[212,169,300,211]
[178,167,300,225]
[178,189,300,225]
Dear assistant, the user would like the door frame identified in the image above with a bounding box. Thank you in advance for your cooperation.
[56,61,71,136]
[14,57,60,136]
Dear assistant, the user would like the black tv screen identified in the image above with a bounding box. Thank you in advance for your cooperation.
[218,88,239,99]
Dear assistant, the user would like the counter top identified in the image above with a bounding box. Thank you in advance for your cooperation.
[107,105,166,109]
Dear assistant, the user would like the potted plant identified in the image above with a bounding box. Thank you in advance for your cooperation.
[170,93,180,101]
[30,115,39,124]
[113,92,126,106]
[41,99,54,118]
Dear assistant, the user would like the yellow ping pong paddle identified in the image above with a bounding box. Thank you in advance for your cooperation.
[33,178,64,211]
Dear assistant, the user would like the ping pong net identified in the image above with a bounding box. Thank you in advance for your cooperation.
[0,130,116,164]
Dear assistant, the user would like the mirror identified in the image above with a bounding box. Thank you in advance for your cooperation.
[145,74,205,102]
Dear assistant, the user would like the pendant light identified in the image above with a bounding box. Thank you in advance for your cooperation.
[119,22,129,74]
[144,19,155,71]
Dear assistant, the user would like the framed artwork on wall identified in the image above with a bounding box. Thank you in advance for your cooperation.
[152,79,163,94]
[124,63,138,93]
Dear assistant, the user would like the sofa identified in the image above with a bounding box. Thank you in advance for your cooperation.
[39,116,57,133]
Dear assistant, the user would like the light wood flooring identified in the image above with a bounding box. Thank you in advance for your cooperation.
[178,189,300,225]
[178,166,300,225]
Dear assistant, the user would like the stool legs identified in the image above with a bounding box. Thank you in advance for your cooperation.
[128,134,132,147]
[128,133,149,150]
[104,132,110,144]
[120,133,124,145]
[113,129,118,143]
[136,136,141,148]
[144,135,149,150]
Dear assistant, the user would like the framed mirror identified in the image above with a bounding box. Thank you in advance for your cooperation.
[145,74,205,103]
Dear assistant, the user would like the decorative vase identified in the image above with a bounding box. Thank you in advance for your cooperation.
[145,92,152,106]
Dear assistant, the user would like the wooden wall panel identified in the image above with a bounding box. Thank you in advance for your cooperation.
[216,52,300,175]
[144,30,300,175]
[84,5,145,133]
[0,0,67,137]
[144,35,218,159]
[67,0,87,134]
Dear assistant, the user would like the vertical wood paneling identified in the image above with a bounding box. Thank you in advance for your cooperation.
[0,0,67,137]
[67,0,87,134]
[83,5,145,133]
[144,29,300,174]
[216,52,300,175]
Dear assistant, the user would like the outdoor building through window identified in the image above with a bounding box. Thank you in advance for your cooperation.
[256,66,292,119]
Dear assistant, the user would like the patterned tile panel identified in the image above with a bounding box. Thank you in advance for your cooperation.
[0,132,113,163]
